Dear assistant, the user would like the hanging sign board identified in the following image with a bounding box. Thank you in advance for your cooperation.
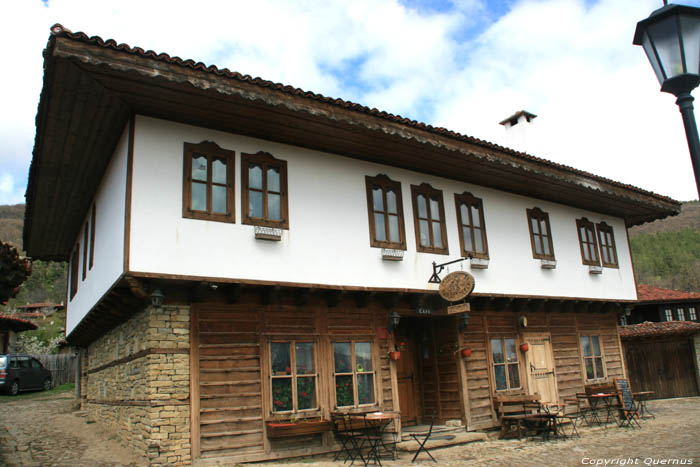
[447,303,471,315]
[438,271,475,302]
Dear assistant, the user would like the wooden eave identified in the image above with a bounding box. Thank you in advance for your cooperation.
[25,30,681,260]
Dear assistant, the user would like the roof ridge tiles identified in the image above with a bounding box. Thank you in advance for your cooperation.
[46,23,677,204]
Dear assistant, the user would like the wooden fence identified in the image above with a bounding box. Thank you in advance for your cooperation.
[31,354,76,387]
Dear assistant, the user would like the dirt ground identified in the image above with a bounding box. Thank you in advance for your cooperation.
[1,392,699,466]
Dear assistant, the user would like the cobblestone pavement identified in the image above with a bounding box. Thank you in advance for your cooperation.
[0,392,698,466]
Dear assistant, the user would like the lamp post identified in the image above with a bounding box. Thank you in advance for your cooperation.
[634,2,700,196]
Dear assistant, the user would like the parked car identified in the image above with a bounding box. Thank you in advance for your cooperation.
[0,354,52,396]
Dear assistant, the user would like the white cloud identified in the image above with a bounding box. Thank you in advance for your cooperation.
[0,174,25,205]
[0,0,698,207]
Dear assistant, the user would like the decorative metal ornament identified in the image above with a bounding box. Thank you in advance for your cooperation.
[438,271,475,302]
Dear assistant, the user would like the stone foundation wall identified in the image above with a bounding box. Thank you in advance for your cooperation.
[84,305,191,465]
[693,336,700,394]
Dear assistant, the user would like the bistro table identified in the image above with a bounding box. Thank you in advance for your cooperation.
[350,411,398,466]
[587,393,618,426]
[539,402,568,440]
[633,391,655,419]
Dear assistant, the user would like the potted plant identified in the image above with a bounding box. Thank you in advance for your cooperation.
[460,348,472,358]
[265,416,333,439]
[520,342,529,353]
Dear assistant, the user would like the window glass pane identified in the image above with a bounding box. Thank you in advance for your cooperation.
[388,215,399,243]
[297,376,316,410]
[494,365,507,390]
[581,336,591,357]
[534,237,543,255]
[295,343,314,374]
[249,164,263,190]
[460,204,470,227]
[429,198,440,220]
[587,228,596,244]
[474,227,484,253]
[599,233,608,248]
[585,359,595,380]
[689,308,697,320]
[358,374,375,405]
[582,243,591,261]
[192,155,208,181]
[271,342,291,375]
[471,206,481,227]
[417,195,427,218]
[601,247,610,264]
[212,185,227,213]
[431,221,443,248]
[665,309,673,321]
[419,220,430,247]
[505,338,517,363]
[386,190,397,214]
[594,358,604,380]
[212,158,226,184]
[542,237,551,255]
[336,375,354,407]
[372,188,384,212]
[462,227,473,252]
[268,193,281,220]
[191,182,206,211]
[355,342,372,372]
[539,219,548,236]
[508,364,520,388]
[333,343,352,373]
[374,213,386,242]
[591,336,601,356]
[272,378,293,412]
[491,339,504,364]
[530,217,540,234]
[268,167,280,192]
[249,190,263,218]
[678,308,685,321]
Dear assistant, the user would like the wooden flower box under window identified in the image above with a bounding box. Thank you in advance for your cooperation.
[265,419,333,439]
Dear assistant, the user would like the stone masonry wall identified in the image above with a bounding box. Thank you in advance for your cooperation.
[85,305,191,465]
[693,336,700,395]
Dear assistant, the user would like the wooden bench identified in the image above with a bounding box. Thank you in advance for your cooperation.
[494,394,543,439]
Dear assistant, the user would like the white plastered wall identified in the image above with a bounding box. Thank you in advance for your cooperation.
[128,116,637,301]
[65,124,128,334]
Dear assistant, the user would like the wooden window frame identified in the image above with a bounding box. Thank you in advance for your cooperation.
[688,307,697,321]
[241,151,289,229]
[489,336,522,392]
[596,222,618,268]
[677,308,686,321]
[182,141,236,223]
[364,174,407,250]
[526,207,555,260]
[269,340,319,414]
[575,217,600,266]
[89,204,96,270]
[664,308,673,321]
[82,223,89,281]
[332,340,378,409]
[454,192,489,259]
[579,334,606,382]
[410,183,449,255]
[70,244,79,300]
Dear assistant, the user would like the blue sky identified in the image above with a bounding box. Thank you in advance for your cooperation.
[1,0,700,209]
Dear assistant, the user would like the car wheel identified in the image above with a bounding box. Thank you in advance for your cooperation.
[43,378,51,391]
[9,381,19,396]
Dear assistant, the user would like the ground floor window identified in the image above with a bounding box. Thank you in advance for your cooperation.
[333,341,376,407]
[270,341,318,413]
[490,337,520,391]
[580,335,605,381]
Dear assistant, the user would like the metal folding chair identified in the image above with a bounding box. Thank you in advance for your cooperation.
[410,418,455,463]
[331,412,366,465]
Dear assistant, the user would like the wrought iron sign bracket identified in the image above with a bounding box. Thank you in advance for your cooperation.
[428,255,472,284]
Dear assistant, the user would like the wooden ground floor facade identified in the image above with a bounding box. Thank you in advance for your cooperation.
[77,282,629,465]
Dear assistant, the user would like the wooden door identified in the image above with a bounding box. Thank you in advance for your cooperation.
[524,334,559,404]
[396,338,418,425]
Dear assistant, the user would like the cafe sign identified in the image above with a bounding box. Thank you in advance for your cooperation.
[438,271,475,302]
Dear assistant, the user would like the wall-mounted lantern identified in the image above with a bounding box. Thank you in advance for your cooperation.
[150,288,164,308]
[388,311,401,334]
[459,312,471,332]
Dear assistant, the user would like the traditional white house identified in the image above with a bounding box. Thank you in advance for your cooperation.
[25,25,680,465]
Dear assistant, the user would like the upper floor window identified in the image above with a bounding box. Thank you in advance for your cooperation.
[688,307,697,320]
[664,308,673,321]
[490,337,520,391]
[333,341,376,408]
[677,308,686,321]
[526,207,555,260]
[576,218,600,266]
[89,204,96,270]
[364,175,406,250]
[182,141,235,223]
[82,223,89,281]
[270,341,318,413]
[596,222,618,268]
[70,244,79,300]
[580,335,605,381]
[455,192,488,259]
[242,151,289,229]
[411,183,448,255]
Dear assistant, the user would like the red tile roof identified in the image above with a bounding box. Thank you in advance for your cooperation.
[15,302,64,310]
[46,24,677,204]
[620,321,700,339]
[636,284,700,303]
[0,314,38,332]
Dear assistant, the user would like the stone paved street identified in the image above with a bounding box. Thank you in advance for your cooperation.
[0,392,698,466]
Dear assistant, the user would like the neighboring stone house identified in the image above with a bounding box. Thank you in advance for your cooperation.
[0,315,37,353]
[24,25,681,465]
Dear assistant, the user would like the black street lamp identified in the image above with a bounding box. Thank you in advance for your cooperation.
[634,2,700,196]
